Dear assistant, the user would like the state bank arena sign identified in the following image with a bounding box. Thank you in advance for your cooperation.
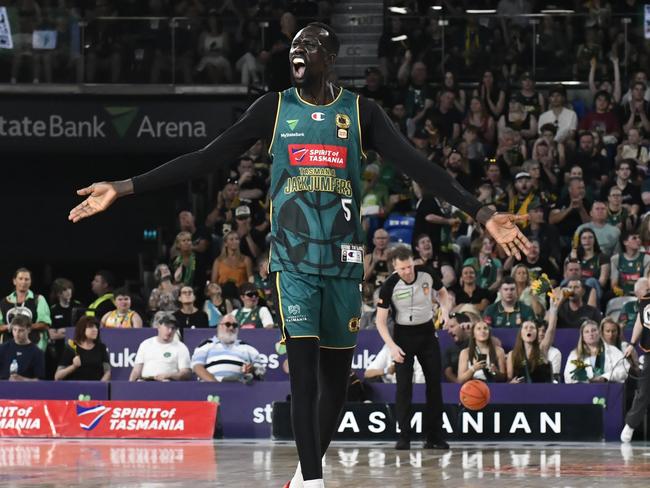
[0,400,217,439]
[0,97,244,154]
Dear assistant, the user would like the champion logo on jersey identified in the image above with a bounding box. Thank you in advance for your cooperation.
[311,112,325,122]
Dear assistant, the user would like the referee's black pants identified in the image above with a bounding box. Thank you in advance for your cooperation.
[626,352,650,429]
[394,322,444,442]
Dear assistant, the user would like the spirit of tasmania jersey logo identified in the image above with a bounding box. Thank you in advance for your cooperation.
[288,144,347,169]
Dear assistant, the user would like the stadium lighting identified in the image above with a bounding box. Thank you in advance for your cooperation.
[465,9,497,14]
[431,5,443,11]
[388,6,408,14]
[540,9,575,14]
[391,35,408,42]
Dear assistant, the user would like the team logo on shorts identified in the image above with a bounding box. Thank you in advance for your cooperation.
[288,304,301,315]
[348,317,360,333]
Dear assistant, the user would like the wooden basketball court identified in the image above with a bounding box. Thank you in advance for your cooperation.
[1,439,649,487]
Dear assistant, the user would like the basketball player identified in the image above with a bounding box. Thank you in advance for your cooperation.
[69,22,530,488]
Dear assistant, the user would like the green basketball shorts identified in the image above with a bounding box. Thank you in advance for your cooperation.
[275,271,362,349]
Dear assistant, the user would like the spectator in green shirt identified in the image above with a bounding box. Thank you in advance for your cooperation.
[483,276,535,328]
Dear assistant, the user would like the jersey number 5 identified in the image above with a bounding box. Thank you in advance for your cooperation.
[341,198,352,221]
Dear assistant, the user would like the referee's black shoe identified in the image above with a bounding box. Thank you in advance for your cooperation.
[395,438,410,450]
[423,439,449,450]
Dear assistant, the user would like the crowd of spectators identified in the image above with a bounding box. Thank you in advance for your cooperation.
[1,2,650,392]
[2,1,648,86]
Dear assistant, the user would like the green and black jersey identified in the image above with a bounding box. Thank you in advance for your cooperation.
[268,88,365,279]
[132,88,489,278]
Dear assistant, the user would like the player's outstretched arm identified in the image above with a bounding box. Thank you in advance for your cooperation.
[361,97,531,259]
[68,180,131,223]
[68,93,278,223]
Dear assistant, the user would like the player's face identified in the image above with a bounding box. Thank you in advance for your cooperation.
[393,257,415,283]
[290,26,331,87]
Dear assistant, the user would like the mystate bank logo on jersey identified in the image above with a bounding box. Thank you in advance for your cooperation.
[288,144,348,169]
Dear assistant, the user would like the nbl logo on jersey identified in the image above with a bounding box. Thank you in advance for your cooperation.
[288,144,348,169]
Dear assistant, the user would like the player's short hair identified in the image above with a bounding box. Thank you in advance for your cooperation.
[307,22,339,56]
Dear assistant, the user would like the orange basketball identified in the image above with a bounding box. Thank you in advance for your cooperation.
[459,380,490,411]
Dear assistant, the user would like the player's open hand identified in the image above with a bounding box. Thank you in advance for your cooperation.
[68,182,118,223]
[484,213,531,260]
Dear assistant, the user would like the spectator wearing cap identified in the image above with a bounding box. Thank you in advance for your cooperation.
[234,205,265,260]
[232,283,274,329]
[191,314,265,382]
[575,200,621,258]
[442,312,473,383]
[537,85,577,145]
[444,148,473,191]
[129,313,191,382]
[173,286,209,331]
[483,277,535,328]
[0,315,44,381]
[508,172,535,226]
[570,131,611,185]
[512,72,545,119]
[579,91,621,145]
[524,198,561,268]
[610,230,650,296]
[360,67,392,107]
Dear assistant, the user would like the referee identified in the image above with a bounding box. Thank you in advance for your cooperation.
[376,246,451,450]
